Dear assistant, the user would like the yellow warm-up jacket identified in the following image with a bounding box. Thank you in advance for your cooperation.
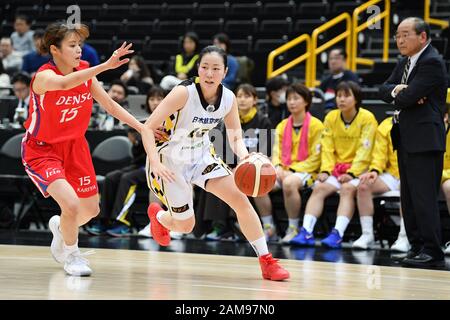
[320,108,377,177]
[369,117,399,179]
[272,116,324,174]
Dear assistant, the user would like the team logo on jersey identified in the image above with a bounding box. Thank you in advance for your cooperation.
[192,116,221,124]
[171,204,190,213]
[202,163,218,175]
[55,93,92,106]
[45,168,61,178]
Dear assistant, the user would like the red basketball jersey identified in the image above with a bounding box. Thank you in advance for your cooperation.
[24,60,93,144]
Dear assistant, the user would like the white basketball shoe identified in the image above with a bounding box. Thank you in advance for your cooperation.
[49,215,65,263]
[64,250,93,276]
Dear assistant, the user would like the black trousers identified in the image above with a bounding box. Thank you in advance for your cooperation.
[397,147,444,259]
[99,165,147,226]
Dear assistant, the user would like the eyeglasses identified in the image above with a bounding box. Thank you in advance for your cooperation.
[393,33,418,41]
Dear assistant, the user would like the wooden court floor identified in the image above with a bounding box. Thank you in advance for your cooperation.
[1,244,450,299]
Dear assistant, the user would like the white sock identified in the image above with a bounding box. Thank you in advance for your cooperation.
[261,215,274,226]
[302,214,317,233]
[250,236,269,257]
[288,218,300,229]
[63,241,79,255]
[360,216,374,235]
[156,211,166,224]
[334,216,350,237]
[399,217,407,237]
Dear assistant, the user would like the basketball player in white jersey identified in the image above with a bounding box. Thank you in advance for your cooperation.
[140,46,289,281]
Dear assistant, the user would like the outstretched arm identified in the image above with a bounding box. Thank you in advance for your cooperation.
[90,77,142,133]
[33,42,133,95]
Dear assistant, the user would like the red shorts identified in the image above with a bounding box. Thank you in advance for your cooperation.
[21,134,98,198]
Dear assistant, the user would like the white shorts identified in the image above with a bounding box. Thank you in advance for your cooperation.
[378,173,400,191]
[274,172,313,190]
[146,148,232,220]
[315,175,360,190]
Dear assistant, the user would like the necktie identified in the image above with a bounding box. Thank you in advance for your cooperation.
[401,57,411,84]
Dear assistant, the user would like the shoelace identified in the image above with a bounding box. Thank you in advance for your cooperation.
[261,254,279,265]
[66,250,95,266]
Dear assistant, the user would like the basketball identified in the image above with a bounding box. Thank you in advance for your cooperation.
[234,153,276,197]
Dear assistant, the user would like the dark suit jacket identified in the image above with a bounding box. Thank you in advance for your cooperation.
[379,44,448,153]
[0,97,18,123]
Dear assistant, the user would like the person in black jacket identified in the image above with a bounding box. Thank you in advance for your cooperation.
[379,17,448,268]
[319,47,360,113]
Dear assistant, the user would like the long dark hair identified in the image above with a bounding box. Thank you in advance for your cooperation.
[130,55,151,79]
[182,32,200,55]
[145,86,166,114]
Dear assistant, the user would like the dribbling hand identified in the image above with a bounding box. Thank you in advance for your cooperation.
[104,42,134,70]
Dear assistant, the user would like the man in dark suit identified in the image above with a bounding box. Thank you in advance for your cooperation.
[379,17,448,268]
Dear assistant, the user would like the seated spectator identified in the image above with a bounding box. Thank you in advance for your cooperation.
[10,15,35,56]
[0,57,11,97]
[440,106,450,255]
[319,47,359,113]
[160,32,200,90]
[292,81,377,248]
[199,84,273,241]
[213,33,239,90]
[352,116,410,252]
[94,80,129,130]
[22,29,50,76]
[266,83,324,244]
[262,76,290,129]
[143,85,166,114]
[81,41,100,67]
[120,55,153,94]
[11,72,31,126]
[0,37,23,76]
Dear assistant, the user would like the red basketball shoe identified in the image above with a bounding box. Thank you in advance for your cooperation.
[259,253,290,281]
[147,203,171,246]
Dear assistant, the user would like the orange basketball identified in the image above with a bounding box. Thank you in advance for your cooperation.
[234,154,276,197]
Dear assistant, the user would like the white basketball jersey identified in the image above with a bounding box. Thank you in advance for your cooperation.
[157,78,234,162]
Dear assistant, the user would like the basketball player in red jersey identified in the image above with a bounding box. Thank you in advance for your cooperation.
[141,46,289,281]
[21,22,142,276]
